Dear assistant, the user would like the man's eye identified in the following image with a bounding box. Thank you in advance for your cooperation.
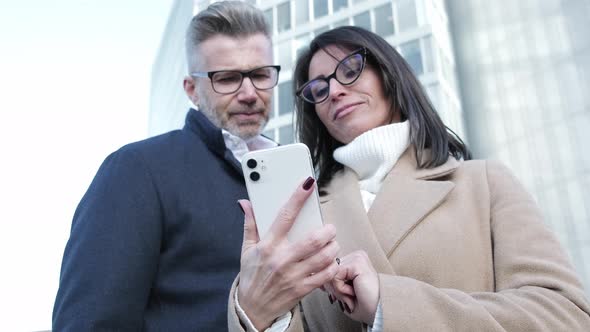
[252,73,270,80]
[214,74,241,83]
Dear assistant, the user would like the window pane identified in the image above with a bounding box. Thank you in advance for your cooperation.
[263,128,275,140]
[314,0,328,19]
[400,40,423,75]
[426,83,439,111]
[295,0,309,25]
[278,80,294,115]
[333,0,348,12]
[333,18,349,28]
[353,11,371,32]
[294,33,312,58]
[374,3,394,36]
[423,36,435,73]
[277,2,291,32]
[397,0,417,31]
[264,8,273,34]
[278,39,292,70]
[314,25,330,36]
[279,125,294,144]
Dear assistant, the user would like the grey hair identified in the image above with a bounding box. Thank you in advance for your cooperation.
[185,1,271,72]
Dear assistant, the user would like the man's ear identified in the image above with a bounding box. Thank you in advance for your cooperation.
[183,76,199,105]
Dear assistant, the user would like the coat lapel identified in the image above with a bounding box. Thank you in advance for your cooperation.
[321,147,461,268]
[320,169,395,275]
[368,148,459,257]
[184,108,244,177]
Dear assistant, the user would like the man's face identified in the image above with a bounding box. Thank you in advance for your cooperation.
[184,33,274,140]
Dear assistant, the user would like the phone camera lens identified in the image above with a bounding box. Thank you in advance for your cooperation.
[247,159,257,169]
[249,172,260,181]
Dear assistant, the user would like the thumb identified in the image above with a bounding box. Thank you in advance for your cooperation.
[238,199,259,253]
[334,261,356,297]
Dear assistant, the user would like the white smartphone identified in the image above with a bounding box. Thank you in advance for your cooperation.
[241,143,324,242]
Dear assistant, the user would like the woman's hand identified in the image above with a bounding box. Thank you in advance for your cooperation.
[237,178,340,331]
[326,250,380,325]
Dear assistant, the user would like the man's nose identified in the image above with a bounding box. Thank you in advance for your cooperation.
[236,77,258,103]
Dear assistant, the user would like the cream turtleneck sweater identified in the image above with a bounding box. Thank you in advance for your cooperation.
[334,121,410,211]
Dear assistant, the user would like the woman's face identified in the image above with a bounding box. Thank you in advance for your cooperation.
[307,46,398,144]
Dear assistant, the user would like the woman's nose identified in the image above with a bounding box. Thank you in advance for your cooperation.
[328,77,347,100]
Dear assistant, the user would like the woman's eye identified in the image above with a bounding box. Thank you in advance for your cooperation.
[313,86,329,98]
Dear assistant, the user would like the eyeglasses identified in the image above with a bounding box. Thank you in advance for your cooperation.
[191,65,281,94]
[296,48,367,104]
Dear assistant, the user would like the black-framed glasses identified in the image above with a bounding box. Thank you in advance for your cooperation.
[296,48,367,104]
[191,65,281,94]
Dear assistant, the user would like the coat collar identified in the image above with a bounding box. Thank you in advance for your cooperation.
[320,146,460,271]
[183,108,243,176]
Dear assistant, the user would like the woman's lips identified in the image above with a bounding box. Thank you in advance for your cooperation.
[333,102,363,120]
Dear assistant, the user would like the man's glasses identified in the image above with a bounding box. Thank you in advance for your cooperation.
[296,48,367,104]
[191,65,281,94]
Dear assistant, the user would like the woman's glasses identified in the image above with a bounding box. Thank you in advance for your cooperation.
[296,48,367,104]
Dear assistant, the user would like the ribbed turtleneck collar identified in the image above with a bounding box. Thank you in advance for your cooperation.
[333,121,410,194]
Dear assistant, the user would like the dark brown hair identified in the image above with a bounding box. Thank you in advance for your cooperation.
[293,26,471,190]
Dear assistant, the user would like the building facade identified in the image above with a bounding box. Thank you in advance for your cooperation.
[149,0,194,136]
[447,0,590,291]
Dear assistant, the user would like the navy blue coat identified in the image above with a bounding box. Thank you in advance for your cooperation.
[53,109,249,331]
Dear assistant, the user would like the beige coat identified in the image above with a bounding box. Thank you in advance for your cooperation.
[229,148,590,331]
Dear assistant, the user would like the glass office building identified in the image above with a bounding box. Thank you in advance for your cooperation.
[149,0,194,136]
[447,0,590,291]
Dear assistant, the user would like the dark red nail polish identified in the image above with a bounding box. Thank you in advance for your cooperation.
[344,302,352,314]
[328,294,334,304]
[237,201,244,214]
[337,300,344,312]
[302,177,315,190]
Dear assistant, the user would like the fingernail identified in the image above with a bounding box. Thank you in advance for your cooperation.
[302,176,315,190]
[344,302,352,314]
[328,294,334,304]
[337,300,344,312]
[237,201,244,214]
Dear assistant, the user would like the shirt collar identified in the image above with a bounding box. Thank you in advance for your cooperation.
[222,129,278,162]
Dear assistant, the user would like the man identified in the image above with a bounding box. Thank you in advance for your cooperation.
[53,2,337,330]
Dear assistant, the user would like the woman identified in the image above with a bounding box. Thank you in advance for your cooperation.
[288,26,590,331]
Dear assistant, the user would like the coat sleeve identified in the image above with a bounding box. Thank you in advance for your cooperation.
[52,148,163,331]
[377,160,590,331]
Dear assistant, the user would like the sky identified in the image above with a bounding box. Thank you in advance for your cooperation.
[0,0,174,330]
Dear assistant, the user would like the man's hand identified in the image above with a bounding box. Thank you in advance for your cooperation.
[237,178,340,331]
